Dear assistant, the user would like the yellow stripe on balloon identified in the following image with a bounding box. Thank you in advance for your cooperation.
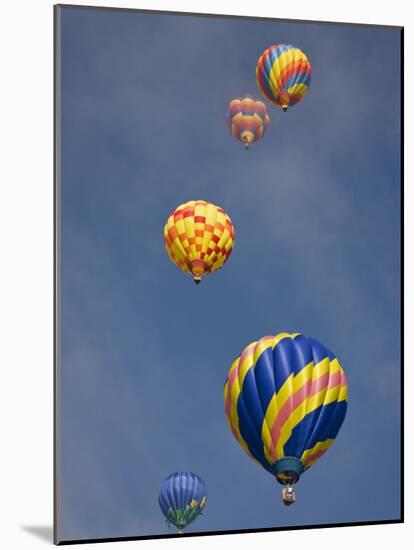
[337,362,348,402]
[272,332,295,348]
[271,49,293,90]
[262,373,294,463]
[238,342,257,384]
[287,82,309,96]
[268,67,281,100]
[338,381,348,402]
[301,438,334,466]
[227,362,242,432]
[253,337,274,365]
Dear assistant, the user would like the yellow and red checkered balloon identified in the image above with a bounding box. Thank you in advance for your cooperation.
[164,200,235,284]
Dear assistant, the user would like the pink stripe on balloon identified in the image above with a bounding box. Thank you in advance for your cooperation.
[256,336,273,349]
[327,370,342,389]
[225,346,255,417]
[311,371,330,395]
[268,379,311,461]
[225,365,240,418]
[240,344,255,365]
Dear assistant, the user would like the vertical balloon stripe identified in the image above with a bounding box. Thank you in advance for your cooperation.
[254,346,276,413]
[237,390,272,469]
[224,358,241,418]
[224,352,259,463]
[256,58,279,105]
[239,368,266,441]
[237,344,272,467]
[172,475,181,510]
[224,349,268,468]
[265,50,281,99]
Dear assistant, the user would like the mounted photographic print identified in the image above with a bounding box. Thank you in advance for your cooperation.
[54,4,403,545]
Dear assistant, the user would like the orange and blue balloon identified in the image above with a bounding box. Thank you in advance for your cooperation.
[158,472,207,533]
[226,95,270,149]
[224,332,347,504]
[256,45,312,111]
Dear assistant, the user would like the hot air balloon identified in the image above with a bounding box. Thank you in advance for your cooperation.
[224,332,347,505]
[158,472,207,534]
[164,200,235,284]
[256,45,312,112]
[226,95,270,149]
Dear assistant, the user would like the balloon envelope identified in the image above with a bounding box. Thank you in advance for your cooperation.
[164,200,235,283]
[256,44,312,111]
[159,472,207,531]
[226,95,270,148]
[224,332,347,487]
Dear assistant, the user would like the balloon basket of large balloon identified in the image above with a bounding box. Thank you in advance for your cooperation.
[178,528,185,535]
[193,275,202,285]
[282,486,296,506]
[282,106,288,112]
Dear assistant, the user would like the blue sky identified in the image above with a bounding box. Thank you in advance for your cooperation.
[58,6,401,542]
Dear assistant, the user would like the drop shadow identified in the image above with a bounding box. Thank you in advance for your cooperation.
[21,525,54,543]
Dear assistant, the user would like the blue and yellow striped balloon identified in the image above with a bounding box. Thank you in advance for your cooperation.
[256,44,312,111]
[224,332,347,504]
